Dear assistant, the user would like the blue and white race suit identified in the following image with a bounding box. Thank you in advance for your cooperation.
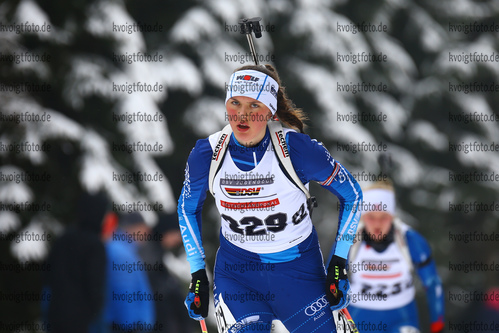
[178,127,362,333]
[329,222,445,333]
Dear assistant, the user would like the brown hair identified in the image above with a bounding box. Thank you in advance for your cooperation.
[234,64,308,133]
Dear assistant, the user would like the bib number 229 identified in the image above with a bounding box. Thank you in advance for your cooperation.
[221,203,308,235]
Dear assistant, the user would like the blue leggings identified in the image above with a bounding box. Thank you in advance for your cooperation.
[213,230,337,333]
[348,301,420,333]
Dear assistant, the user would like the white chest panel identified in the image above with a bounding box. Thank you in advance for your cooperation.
[350,242,415,310]
[213,148,312,253]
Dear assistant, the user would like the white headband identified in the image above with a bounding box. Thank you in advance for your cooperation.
[225,70,279,115]
[361,188,395,216]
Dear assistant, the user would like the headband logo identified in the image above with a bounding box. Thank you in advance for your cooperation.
[270,85,277,98]
[236,75,260,82]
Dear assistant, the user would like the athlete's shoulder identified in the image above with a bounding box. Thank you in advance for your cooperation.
[190,127,230,162]
[188,126,234,176]
[398,220,432,265]
[393,219,412,234]
[284,128,310,142]
[285,130,331,157]
[282,127,298,136]
[187,137,211,161]
[207,128,225,151]
[105,236,133,260]
[180,135,213,205]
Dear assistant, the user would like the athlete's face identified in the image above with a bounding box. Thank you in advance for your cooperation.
[226,96,272,147]
[362,211,393,241]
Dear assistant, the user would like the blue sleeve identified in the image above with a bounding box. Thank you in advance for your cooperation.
[177,138,212,273]
[287,132,362,260]
[406,230,445,324]
[105,242,155,325]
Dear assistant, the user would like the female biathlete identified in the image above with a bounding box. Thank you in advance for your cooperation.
[335,180,445,333]
[178,64,362,333]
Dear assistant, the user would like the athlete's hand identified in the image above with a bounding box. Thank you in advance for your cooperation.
[326,255,351,311]
[184,269,209,320]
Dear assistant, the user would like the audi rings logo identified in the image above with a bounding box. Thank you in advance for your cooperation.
[304,296,329,316]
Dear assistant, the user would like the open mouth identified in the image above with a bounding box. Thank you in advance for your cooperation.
[237,124,250,131]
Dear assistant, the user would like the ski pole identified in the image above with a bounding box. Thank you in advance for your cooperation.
[238,17,263,65]
[200,319,208,333]
[340,308,359,333]
[331,282,359,332]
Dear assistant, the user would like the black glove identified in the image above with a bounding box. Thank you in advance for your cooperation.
[185,269,209,319]
[325,255,351,310]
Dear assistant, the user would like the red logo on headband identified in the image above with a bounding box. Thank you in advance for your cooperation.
[236,75,260,82]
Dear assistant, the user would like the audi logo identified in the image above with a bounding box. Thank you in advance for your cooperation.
[304,295,329,316]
